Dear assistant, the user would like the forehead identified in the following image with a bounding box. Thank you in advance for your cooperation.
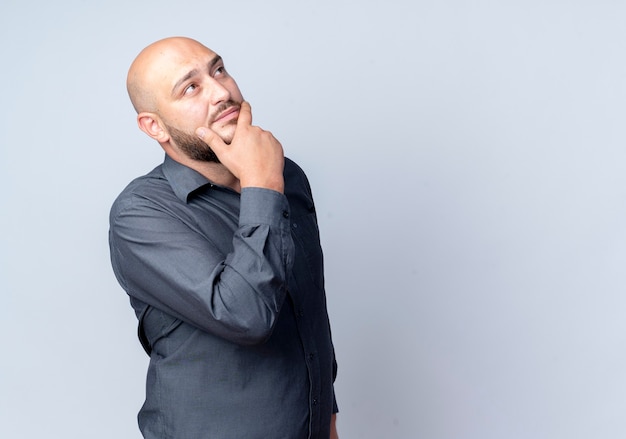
[145,41,218,91]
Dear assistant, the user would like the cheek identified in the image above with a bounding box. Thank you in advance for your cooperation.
[228,80,244,102]
[172,105,209,130]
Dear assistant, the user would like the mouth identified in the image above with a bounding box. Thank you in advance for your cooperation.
[212,105,240,124]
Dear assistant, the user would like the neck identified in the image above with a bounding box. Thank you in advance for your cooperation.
[199,162,241,192]
[166,149,241,192]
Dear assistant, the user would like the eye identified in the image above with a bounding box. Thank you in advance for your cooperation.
[214,66,226,77]
[183,84,197,95]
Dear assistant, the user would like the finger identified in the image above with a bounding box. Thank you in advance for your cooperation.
[195,127,227,152]
[236,101,252,128]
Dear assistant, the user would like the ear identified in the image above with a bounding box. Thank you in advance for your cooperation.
[137,112,170,143]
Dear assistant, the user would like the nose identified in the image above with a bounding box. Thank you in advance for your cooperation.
[206,77,230,105]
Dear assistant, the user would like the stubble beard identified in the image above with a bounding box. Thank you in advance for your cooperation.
[167,125,222,163]
[166,100,240,163]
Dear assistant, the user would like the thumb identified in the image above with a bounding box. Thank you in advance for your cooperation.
[237,101,252,127]
[195,126,227,153]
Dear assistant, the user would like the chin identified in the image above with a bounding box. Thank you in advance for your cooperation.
[217,126,236,145]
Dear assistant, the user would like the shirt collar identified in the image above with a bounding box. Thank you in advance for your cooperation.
[162,154,212,203]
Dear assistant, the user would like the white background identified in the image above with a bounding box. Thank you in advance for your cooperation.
[1,1,625,438]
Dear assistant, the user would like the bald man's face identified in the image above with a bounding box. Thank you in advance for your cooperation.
[133,39,244,157]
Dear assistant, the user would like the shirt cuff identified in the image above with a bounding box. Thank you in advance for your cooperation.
[239,187,290,227]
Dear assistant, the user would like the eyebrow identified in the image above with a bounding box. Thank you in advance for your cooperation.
[171,55,223,96]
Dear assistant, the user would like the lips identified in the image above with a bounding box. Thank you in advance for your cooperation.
[213,105,240,124]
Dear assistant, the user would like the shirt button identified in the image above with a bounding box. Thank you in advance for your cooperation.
[282,210,289,218]
[309,353,315,360]
[312,398,318,406]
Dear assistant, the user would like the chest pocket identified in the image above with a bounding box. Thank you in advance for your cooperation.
[291,212,325,290]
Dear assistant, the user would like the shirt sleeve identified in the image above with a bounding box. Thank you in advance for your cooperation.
[109,187,294,346]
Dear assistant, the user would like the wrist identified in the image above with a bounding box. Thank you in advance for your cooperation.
[239,176,284,194]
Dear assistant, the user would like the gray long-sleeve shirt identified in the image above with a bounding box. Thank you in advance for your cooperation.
[109,155,337,439]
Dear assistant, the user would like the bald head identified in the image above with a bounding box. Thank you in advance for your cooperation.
[126,37,216,113]
[126,36,244,155]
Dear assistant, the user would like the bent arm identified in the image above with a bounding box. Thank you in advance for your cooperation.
[109,187,294,345]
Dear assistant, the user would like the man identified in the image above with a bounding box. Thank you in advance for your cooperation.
[109,37,339,438]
